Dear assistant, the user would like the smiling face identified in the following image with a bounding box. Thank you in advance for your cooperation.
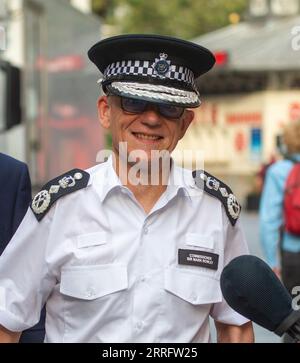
[97,95,194,166]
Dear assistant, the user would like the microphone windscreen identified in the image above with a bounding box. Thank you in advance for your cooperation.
[220,255,293,332]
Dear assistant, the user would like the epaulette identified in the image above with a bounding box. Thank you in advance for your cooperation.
[31,169,90,221]
[192,170,241,226]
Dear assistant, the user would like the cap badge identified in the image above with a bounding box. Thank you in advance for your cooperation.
[152,53,170,78]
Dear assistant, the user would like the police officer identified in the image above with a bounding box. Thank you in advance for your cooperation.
[0,34,253,343]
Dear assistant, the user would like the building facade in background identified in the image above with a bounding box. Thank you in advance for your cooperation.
[176,0,300,204]
[0,0,102,186]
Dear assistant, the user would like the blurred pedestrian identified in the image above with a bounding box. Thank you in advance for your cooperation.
[0,152,45,342]
[259,120,300,291]
[256,155,277,195]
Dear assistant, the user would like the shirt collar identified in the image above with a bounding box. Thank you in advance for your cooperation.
[164,161,196,202]
[93,156,124,202]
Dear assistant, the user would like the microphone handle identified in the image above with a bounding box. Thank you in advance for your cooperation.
[288,319,300,342]
[275,310,300,342]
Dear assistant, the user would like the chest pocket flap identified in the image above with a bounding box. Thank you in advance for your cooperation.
[77,231,108,248]
[164,267,222,305]
[185,233,214,250]
[60,264,128,300]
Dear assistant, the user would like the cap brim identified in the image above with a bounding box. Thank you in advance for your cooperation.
[106,81,200,108]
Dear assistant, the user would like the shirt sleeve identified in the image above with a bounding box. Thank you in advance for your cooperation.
[210,215,250,326]
[259,166,284,268]
[0,209,56,332]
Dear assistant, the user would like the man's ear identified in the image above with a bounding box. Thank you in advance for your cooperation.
[97,95,111,129]
[179,110,194,140]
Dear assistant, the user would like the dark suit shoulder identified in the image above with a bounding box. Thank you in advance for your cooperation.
[0,154,31,254]
[0,153,28,178]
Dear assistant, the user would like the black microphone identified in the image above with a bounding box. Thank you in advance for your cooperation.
[220,255,300,341]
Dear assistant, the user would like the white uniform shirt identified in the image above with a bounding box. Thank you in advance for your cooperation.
[0,157,249,342]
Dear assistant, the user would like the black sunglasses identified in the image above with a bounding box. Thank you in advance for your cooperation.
[120,97,185,119]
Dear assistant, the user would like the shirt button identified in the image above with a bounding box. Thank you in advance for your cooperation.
[143,226,149,234]
[140,275,146,283]
[86,287,96,298]
[135,321,144,330]
[191,293,198,303]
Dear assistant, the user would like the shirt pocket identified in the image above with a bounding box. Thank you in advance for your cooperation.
[164,266,222,305]
[60,263,128,300]
[185,233,214,250]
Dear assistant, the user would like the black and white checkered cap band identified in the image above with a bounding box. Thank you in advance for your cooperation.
[103,60,196,90]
